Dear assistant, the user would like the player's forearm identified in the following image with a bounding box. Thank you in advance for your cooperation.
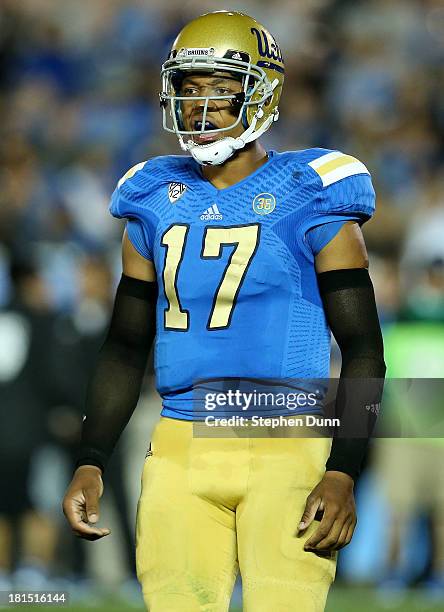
[75,343,148,473]
[326,351,386,480]
[318,267,386,481]
[75,274,157,474]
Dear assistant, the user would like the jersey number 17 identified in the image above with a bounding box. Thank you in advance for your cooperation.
[161,223,260,331]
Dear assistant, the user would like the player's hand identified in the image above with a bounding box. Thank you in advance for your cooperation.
[297,471,356,553]
[62,465,111,541]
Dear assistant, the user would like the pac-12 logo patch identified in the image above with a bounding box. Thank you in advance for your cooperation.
[252,192,276,215]
[168,182,187,203]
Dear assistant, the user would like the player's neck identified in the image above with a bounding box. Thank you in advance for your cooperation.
[201,141,268,190]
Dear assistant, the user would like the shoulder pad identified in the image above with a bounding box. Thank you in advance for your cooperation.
[117,161,148,188]
[117,155,191,193]
[308,151,370,187]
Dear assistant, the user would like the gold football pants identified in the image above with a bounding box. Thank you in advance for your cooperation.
[135,417,336,611]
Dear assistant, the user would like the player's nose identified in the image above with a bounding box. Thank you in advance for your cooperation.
[190,103,219,121]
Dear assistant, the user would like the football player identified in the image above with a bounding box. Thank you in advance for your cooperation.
[63,11,385,612]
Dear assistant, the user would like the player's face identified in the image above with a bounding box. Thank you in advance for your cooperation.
[179,73,245,144]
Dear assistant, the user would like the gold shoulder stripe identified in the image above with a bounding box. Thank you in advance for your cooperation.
[316,154,358,176]
[117,161,147,188]
[308,151,369,187]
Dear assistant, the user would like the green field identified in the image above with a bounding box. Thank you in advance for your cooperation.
[2,587,443,611]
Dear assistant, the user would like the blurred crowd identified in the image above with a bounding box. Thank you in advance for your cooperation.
[1,0,444,607]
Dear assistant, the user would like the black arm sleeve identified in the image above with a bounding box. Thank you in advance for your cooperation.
[74,274,157,474]
[317,268,386,481]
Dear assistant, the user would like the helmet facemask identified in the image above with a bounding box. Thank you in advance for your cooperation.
[160,51,279,165]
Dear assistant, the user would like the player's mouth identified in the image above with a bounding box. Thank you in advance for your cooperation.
[193,120,220,143]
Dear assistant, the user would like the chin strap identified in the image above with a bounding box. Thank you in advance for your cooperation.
[180,79,280,166]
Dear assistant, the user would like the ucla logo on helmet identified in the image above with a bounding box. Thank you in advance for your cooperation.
[250,27,284,65]
[252,192,276,215]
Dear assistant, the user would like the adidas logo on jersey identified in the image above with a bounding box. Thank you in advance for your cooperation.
[168,182,187,203]
[200,204,223,220]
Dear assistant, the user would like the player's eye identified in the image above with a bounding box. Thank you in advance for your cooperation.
[215,88,231,96]
[182,87,197,96]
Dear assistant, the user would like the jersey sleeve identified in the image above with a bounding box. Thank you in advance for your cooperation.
[301,151,376,257]
[126,218,153,261]
[306,220,350,256]
[109,161,156,262]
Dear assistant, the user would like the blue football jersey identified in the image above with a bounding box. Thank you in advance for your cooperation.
[110,149,375,419]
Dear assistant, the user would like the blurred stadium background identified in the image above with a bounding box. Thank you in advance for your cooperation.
[1,0,444,610]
